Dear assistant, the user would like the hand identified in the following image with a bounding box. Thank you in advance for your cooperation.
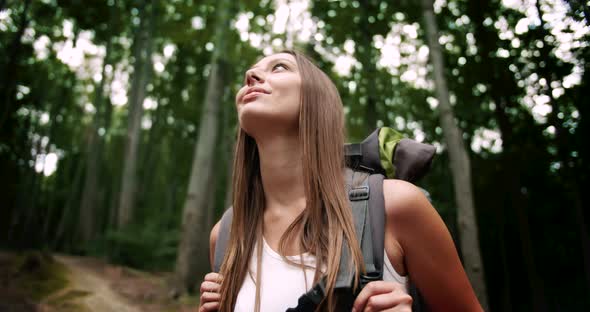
[352,281,412,312]
[199,272,222,312]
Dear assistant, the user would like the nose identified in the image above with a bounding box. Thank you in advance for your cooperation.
[245,68,264,86]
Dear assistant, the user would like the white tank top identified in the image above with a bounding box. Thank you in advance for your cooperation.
[234,238,408,312]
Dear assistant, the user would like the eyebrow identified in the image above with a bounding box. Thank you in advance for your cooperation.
[248,58,297,71]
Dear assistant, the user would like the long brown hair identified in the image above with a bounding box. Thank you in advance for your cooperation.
[218,50,364,312]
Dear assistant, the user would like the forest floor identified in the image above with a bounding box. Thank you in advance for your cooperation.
[0,251,198,312]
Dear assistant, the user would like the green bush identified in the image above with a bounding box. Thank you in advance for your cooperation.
[97,220,179,271]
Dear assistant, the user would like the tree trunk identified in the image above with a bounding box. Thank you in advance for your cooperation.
[18,127,43,246]
[53,155,85,249]
[0,0,31,129]
[222,81,236,212]
[462,0,549,308]
[117,0,155,228]
[420,0,489,309]
[223,132,235,211]
[0,0,31,241]
[175,0,231,293]
[358,0,378,133]
[493,191,513,311]
[79,38,112,242]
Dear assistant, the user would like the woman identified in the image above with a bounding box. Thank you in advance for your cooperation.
[198,50,483,312]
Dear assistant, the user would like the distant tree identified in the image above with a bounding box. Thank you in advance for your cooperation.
[420,0,489,309]
[117,0,156,228]
[175,0,233,293]
[0,0,32,243]
[79,37,112,243]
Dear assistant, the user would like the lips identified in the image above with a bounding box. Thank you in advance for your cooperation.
[242,87,270,103]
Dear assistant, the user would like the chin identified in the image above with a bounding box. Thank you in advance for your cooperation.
[238,108,298,139]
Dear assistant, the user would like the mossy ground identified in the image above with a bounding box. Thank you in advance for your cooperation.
[0,250,86,311]
[10,251,68,299]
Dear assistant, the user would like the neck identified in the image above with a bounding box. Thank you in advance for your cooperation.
[251,130,307,254]
[256,132,306,218]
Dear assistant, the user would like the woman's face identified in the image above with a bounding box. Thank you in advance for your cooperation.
[235,53,301,137]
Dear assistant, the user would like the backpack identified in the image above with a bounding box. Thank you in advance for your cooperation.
[212,127,435,311]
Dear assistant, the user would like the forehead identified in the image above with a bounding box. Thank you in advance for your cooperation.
[250,53,297,69]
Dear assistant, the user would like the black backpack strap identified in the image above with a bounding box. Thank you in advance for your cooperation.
[342,169,385,287]
[334,168,371,289]
[367,173,385,273]
[213,207,233,273]
[289,169,383,311]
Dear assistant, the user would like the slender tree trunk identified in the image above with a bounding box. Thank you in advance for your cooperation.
[43,155,66,240]
[462,0,548,308]
[99,73,116,235]
[0,0,31,129]
[491,96,520,312]
[222,82,236,212]
[6,112,32,243]
[175,0,231,293]
[205,167,219,238]
[223,131,235,211]
[18,130,43,246]
[0,0,31,240]
[79,39,112,242]
[53,156,85,249]
[10,88,41,246]
[494,198,513,311]
[358,0,378,133]
[117,1,155,228]
[137,92,167,216]
[421,0,489,309]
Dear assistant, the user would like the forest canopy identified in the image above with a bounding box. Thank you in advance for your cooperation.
[0,0,588,310]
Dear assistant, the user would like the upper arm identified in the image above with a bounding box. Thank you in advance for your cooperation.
[383,179,482,312]
[209,220,221,271]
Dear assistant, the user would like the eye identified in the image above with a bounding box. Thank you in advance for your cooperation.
[272,63,288,71]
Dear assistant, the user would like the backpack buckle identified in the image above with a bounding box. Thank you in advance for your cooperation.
[344,143,363,169]
[349,186,369,201]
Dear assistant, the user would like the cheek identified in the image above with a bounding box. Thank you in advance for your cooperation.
[274,81,301,109]
[275,89,300,110]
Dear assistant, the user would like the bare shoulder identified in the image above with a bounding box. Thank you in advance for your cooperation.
[382,179,433,225]
[382,179,440,248]
[382,179,483,311]
[382,178,447,255]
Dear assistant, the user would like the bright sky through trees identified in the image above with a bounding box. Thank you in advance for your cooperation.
[11,0,588,176]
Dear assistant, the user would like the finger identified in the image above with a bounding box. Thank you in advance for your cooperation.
[382,302,412,312]
[199,301,220,312]
[204,272,223,283]
[200,281,221,293]
[362,290,413,312]
[352,281,398,312]
[200,291,221,303]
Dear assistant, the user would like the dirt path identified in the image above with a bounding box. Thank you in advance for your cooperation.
[0,252,197,312]
[44,255,141,312]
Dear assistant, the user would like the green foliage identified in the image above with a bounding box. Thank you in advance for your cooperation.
[99,220,180,271]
